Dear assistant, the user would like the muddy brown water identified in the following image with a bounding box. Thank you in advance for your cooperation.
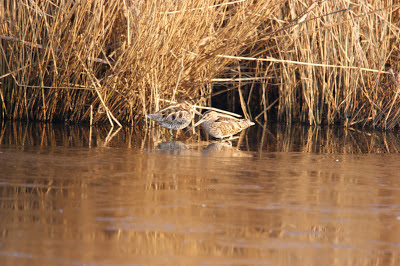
[1,122,400,265]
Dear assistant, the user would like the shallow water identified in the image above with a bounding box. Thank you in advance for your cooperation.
[1,122,400,265]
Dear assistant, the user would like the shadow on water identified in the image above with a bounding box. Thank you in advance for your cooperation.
[1,121,400,265]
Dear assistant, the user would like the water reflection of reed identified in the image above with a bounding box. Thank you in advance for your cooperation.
[257,124,400,153]
[0,121,145,148]
[3,121,400,153]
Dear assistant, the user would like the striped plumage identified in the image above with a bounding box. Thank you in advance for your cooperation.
[146,101,199,130]
[190,110,254,139]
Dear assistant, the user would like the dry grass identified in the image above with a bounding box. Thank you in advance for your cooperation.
[0,0,277,126]
[246,0,400,128]
[1,0,400,129]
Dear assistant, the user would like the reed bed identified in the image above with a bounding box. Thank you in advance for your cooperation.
[1,0,400,129]
[267,0,400,129]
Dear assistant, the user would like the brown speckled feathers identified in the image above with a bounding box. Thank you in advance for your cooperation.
[146,101,197,130]
[191,110,254,139]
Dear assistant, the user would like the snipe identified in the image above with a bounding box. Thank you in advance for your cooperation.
[188,110,255,139]
[146,101,201,134]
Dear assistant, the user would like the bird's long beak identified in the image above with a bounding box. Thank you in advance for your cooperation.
[192,108,202,116]
[186,117,206,133]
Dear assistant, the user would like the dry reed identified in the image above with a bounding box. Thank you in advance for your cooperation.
[0,0,277,126]
[251,0,400,128]
[1,1,400,129]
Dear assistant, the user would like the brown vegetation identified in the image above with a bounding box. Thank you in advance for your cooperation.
[1,0,400,129]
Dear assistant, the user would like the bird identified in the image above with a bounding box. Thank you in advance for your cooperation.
[146,101,201,135]
[187,110,255,139]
